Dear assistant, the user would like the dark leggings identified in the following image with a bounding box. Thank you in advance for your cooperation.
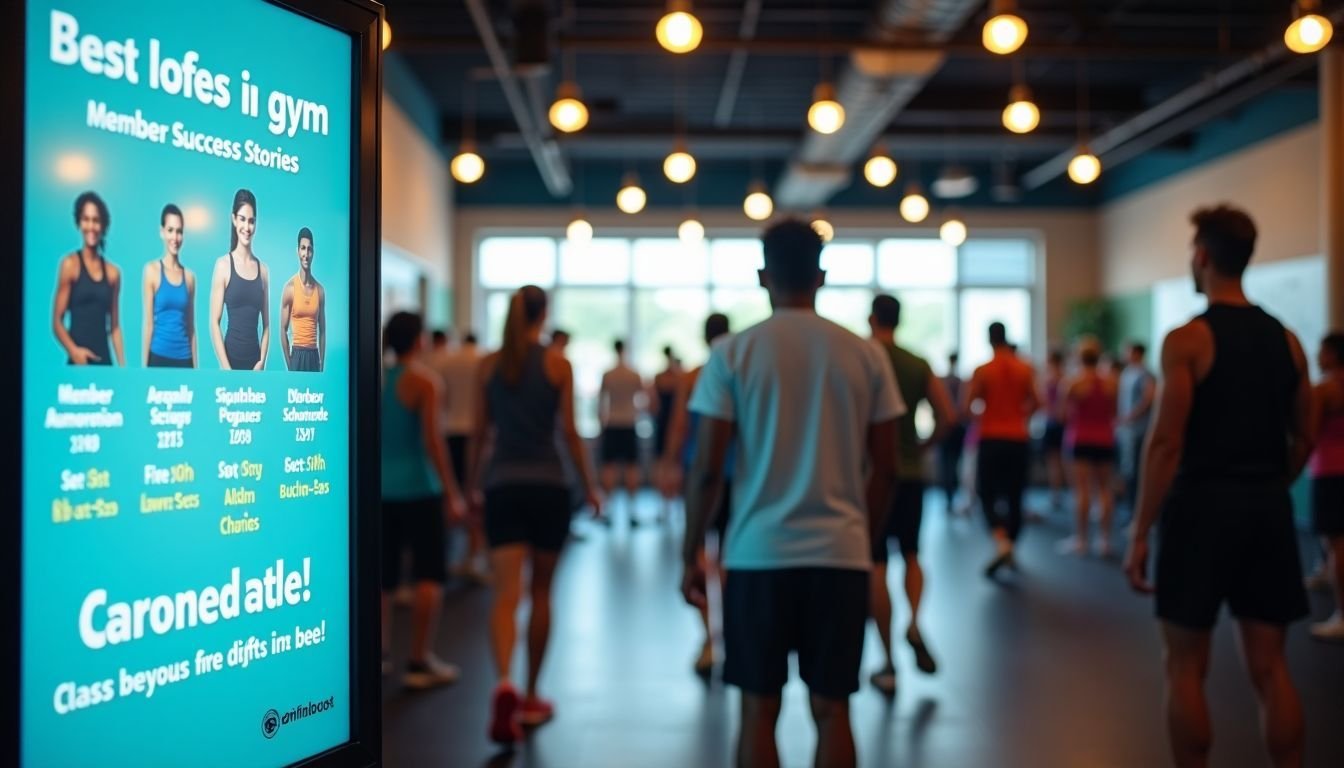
[937,424,966,505]
[977,439,1029,541]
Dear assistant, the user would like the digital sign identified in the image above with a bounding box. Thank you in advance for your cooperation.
[16,1,380,765]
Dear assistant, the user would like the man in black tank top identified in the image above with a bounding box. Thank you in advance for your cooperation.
[1125,206,1313,768]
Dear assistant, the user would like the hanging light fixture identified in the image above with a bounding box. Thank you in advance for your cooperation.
[1068,149,1102,185]
[617,174,647,214]
[808,82,846,135]
[1285,0,1334,53]
[864,147,898,188]
[678,218,705,244]
[1002,84,1040,134]
[567,217,593,244]
[983,0,1028,55]
[811,216,835,243]
[939,214,968,246]
[548,81,589,133]
[899,184,930,223]
[743,183,774,221]
[664,144,697,184]
[656,0,704,54]
[382,18,393,51]
[450,143,485,185]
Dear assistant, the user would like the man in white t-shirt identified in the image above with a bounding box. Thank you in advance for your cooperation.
[599,340,646,524]
[429,331,486,579]
[683,219,904,768]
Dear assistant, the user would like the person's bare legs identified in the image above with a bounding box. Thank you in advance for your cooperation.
[1162,622,1213,768]
[902,550,925,639]
[1094,462,1116,555]
[410,580,443,664]
[868,563,896,672]
[1046,449,1065,508]
[738,693,782,768]
[1237,619,1304,768]
[810,694,856,768]
[1070,460,1093,550]
[525,549,561,699]
[488,545,527,682]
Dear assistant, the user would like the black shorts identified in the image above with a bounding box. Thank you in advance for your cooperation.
[1313,475,1344,536]
[148,352,192,368]
[381,496,447,589]
[602,426,638,463]
[1156,481,1309,630]
[485,484,571,552]
[872,480,925,563]
[446,434,469,487]
[723,568,869,699]
[290,345,320,372]
[1042,421,1065,452]
[1070,443,1116,464]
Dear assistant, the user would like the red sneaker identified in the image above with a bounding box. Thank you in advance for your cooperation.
[518,696,555,727]
[488,684,523,745]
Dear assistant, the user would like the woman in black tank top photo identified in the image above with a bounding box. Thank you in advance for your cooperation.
[53,191,125,366]
[209,189,271,370]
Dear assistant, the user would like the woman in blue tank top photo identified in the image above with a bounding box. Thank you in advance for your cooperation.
[141,204,197,368]
[209,189,271,370]
[52,191,125,366]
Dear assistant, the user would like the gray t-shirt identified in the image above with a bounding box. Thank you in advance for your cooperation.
[1118,363,1155,434]
[689,309,905,571]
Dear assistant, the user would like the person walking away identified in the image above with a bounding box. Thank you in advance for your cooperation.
[600,339,645,525]
[1058,338,1119,557]
[380,312,467,688]
[1124,205,1312,768]
[432,331,488,581]
[866,295,954,695]
[650,346,685,523]
[1041,349,1068,511]
[937,353,966,512]
[681,219,903,768]
[1308,331,1344,641]
[1117,341,1157,517]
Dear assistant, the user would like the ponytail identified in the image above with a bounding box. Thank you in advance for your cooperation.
[498,285,547,386]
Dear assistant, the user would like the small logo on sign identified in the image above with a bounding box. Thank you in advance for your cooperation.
[262,708,280,739]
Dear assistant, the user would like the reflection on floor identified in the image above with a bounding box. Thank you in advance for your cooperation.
[382,491,1344,768]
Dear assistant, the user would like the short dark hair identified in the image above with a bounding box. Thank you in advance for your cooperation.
[761,218,824,294]
[465,332,478,345]
[431,329,448,345]
[383,311,424,356]
[1129,341,1147,357]
[705,313,730,344]
[871,294,901,328]
[614,339,625,354]
[74,191,110,252]
[1191,205,1257,277]
[297,226,314,248]
[161,203,183,228]
[663,345,674,358]
[1048,349,1064,365]
[551,329,570,344]
[1322,332,1344,364]
[988,322,1008,347]
[948,352,959,364]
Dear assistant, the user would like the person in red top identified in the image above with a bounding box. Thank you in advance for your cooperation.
[963,322,1038,577]
[1059,337,1119,557]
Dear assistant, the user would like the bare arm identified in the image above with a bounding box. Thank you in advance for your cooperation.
[255,264,270,370]
[279,281,294,370]
[961,369,983,420]
[413,370,460,502]
[209,258,230,368]
[108,265,125,366]
[53,256,91,362]
[1286,331,1314,480]
[186,272,198,367]
[141,264,155,366]
[923,371,955,448]
[866,418,898,547]
[683,415,733,566]
[317,288,326,372]
[661,371,697,464]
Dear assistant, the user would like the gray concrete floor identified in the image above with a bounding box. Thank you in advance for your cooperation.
[382,491,1344,768]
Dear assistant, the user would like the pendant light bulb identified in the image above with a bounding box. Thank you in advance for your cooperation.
[656,1,704,54]
[549,82,590,133]
[808,83,846,135]
[678,218,705,244]
[617,175,647,214]
[1067,149,1102,185]
[382,18,393,51]
[743,184,774,221]
[664,147,697,184]
[899,185,930,224]
[983,1,1028,55]
[1002,84,1040,134]
[1285,1,1333,54]
[811,217,835,243]
[939,217,968,246]
[451,142,485,184]
[864,151,898,188]
[567,217,593,244]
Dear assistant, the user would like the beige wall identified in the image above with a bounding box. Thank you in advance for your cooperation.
[1100,123,1321,295]
[452,207,1099,348]
[381,93,452,286]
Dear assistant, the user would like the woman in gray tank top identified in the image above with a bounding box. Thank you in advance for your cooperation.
[466,285,601,744]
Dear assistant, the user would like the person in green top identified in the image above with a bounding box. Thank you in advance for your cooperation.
[866,294,956,695]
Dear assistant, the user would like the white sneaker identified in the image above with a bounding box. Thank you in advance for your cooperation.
[1309,614,1344,642]
[403,654,461,689]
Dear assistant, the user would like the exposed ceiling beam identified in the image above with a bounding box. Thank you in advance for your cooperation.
[463,0,571,196]
[713,0,763,127]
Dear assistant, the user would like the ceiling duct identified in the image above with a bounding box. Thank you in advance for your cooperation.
[774,0,982,208]
[931,165,979,199]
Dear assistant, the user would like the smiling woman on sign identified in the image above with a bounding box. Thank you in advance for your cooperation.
[209,188,270,371]
[53,191,124,366]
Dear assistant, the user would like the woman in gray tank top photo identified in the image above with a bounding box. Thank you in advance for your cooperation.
[208,188,271,370]
[466,285,601,745]
[52,191,125,366]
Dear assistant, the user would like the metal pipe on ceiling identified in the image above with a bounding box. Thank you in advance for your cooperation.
[713,0,764,127]
[463,0,571,196]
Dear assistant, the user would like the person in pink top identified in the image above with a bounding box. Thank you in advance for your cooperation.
[1309,331,1344,641]
[1059,337,1119,557]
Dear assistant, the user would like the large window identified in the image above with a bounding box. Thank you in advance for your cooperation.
[476,232,1039,436]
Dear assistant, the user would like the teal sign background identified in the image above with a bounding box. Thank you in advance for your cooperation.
[23,1,354,765]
